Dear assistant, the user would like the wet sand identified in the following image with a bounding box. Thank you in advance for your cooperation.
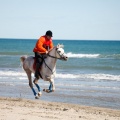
[0,97,120,120]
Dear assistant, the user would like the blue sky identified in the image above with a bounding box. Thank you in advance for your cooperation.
[0,0,120,40]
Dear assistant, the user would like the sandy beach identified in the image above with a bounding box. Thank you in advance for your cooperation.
[0,97,120,120]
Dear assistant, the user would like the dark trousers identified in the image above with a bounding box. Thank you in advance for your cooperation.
[35,52,43,64]
[34,52,44,79]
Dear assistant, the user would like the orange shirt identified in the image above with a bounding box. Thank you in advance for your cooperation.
[33,36,54,54]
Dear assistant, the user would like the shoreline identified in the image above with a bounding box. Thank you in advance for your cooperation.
[0,97,120,120]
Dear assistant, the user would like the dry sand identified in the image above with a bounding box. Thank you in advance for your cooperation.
[0,97,120,120]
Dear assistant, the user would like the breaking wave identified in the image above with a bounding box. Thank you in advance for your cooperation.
[0,70,120,81]
[66,52,120,59]
[56,73,120,81]
[66,52,99,58]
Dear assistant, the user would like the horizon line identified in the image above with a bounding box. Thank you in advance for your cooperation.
[0,37,120,41]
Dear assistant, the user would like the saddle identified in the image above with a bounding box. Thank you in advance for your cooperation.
[33,57,42,70]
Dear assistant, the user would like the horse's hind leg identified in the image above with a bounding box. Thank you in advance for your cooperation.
[33,78,42,97]
[26,70,39,99]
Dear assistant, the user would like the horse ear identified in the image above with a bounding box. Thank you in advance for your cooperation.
[57,44,60,48]
[60,44,64,48]
[57,44,64,48]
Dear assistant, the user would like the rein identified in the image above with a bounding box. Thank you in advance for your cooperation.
[43,58,55,74]
[47,54,61,59]
[42,48,65,74]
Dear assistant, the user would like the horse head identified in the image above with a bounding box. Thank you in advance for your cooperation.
[48,44,68,61]
[55,44,68,61]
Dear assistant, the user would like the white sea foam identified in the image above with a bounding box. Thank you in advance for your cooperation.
[0,70,120,81]
[66,52,100,58]
[0,70,26,77]
[0,55,21,57]
[56,73,120,81]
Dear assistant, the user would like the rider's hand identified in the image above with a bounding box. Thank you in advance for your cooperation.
[45,51,48,54]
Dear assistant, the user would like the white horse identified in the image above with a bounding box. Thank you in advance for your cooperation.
[20,44,68,99]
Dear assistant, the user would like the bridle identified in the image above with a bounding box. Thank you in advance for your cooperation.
[47,48,65,60]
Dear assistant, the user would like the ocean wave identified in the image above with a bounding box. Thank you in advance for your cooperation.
[99,54,120,59]
[56,73,120,81]
[66,52,120,59]
[0,70,120,81]
[0,55,21,57]
[66,52,100,58]
[0,70,26,77]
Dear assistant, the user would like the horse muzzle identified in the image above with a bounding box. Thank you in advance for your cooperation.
[61,55,68,61]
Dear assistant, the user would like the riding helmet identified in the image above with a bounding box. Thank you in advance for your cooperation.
[46,30,53,37]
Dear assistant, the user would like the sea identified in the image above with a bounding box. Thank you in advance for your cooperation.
[0,38,120,110]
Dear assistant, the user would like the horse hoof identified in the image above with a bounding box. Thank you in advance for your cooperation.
[43,89,46,92]
[43,89,50,93]
[35,96,39,99]
[52,90,55,92]
[38,92,42,97]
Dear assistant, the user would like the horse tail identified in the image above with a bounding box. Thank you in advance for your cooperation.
[20,55,27,63]
[20,55,28,70]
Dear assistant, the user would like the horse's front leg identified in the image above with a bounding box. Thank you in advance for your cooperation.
[43,79,55,93]
[50,79,55,92]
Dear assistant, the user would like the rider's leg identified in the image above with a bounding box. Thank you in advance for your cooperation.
[35,63,40,79]
[34,52,43,79]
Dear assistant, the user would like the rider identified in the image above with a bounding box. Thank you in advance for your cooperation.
[33,30,54,79]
